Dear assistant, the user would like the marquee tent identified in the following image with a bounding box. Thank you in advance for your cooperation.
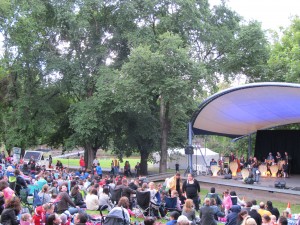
[167,148,219,171]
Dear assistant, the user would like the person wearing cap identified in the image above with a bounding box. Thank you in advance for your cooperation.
[166,211,180,225]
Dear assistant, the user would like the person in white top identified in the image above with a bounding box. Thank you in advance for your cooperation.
[85,188,100,210]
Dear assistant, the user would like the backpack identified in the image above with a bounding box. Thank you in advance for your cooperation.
[33,189,43,207]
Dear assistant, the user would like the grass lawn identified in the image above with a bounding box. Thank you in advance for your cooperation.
[52,158,146,169]
[86,187,300,225]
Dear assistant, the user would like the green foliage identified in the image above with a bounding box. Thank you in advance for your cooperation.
[268,17,300,82]
[0,0,270,172]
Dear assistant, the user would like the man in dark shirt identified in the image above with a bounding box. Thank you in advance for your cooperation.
[114,178,136,208]
[249,205,262,225]
[266,201,280,220]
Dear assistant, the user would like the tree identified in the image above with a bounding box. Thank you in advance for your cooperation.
[267,17,300,82]
[118,33,203,173]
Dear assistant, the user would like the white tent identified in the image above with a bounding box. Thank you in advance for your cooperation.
[167,148,219,171]
[152,148,219,171]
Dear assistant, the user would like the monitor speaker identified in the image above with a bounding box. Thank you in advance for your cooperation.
[185,145,194,155]
[224,174,232,179]
[274,181,286,189]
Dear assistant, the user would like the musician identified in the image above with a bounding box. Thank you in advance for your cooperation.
[229,152,235,163]
[267,152,274,160]
[251,157,260,182]
[275,152,281,163]
[246,156,254,168]
[283,152,289,162]
[265,158,273,176]
[282,161,289,178]
[210,158,217,166]
[239,156,245,170]
[218,155,224,175]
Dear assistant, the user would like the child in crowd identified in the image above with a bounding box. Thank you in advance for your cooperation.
[20,213,32,225]
[171,190,182,211]
[222,190,232,216]
[166,211,180,225]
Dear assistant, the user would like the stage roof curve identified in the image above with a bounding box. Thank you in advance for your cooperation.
[191,82,300,138]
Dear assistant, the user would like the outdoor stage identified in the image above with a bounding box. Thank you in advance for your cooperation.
[191,174,300,203]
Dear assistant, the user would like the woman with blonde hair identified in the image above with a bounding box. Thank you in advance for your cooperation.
[242,216,257,225]
[182,199,195,223]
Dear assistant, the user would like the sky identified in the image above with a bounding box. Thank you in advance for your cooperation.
[210,0,300,31]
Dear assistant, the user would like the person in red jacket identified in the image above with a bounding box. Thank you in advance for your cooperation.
[79,156,85,171]
[32,205,45,225]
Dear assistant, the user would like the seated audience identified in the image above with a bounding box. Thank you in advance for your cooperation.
[86,188,100,210]
[182,199,196,223]
[99,187,114,211]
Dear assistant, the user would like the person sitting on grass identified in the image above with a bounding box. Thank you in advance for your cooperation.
[85,188,100,211]
[171,190,182,211]
[99,187,114,211]
[206,187,222,206]
[182,199,196,223]
[166,211,180,225]
[210,198,225,221]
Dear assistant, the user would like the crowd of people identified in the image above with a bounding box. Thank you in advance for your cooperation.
[0,153,296,225]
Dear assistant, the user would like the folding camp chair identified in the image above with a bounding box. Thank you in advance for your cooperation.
[164,196,181,215]
[135,191,153,218]
[111,188,122,205]
[19,188,34,213]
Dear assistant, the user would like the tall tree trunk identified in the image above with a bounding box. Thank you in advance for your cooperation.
[84,144,97,170]
[159,96,170,173]
[140,150,149,176]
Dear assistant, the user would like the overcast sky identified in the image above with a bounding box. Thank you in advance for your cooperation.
[210,0,300,31]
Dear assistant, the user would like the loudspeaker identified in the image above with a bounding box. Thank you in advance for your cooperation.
[224,174,232,179]
[185,145,194,155]
[274,181,286,189]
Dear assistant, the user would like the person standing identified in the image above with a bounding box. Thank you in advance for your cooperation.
[95,163,102,179]
[182,173,201,211]
[48,155,52,168]
[135,162,141,177]
[93,157,99,169]
[79,156,85,171]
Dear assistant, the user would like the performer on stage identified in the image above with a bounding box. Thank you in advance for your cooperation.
[283,152,289,162]
[267,152,274,160]
[229,152,235,163]
[251,157,260,182]
[239,156,245,170]
[275,152,281,163]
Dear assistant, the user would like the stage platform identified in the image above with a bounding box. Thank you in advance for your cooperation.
[190,174,300,203]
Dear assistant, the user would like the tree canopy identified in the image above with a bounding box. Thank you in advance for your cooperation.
[0,0,272,173]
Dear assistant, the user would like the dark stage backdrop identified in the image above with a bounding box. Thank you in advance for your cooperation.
[255,130,300,174]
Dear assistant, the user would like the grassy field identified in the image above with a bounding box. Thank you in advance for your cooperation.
[52,158,144,169]
[85,187,300,225]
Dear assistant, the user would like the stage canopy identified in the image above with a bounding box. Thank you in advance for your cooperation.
[191,82,300,138]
